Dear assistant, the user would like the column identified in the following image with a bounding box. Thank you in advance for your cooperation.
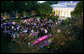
[65,11,67,17]
[54,10,56,16]
[61,11,63,16]
[68,11,71,17]
[58,10,60,16]
[63,11,65,17]
[64,11,65,17]
[59,11,60,17]
[70,11,71,17]
[67,11,68,17]
[59,11,61,17]
[59,11,61,16]
[60,11,62,17]
[60,11,61,17]
[56,10,57,16]
[55,10,57,16]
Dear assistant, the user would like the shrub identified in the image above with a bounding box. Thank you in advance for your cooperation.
[46,16,58,21]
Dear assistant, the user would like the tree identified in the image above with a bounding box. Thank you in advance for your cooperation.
[1,1,38,13]
[1,1,12,13]
[74,1,83,14]
[70,1,83,30]
[36,3,52,16]
[71,1,83,17]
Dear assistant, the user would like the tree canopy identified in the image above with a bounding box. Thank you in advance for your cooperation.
[71,1,83,17]
[1,1,58,16]
[36,3,52,16]
[1,1,38,13]
[1,1,13,13]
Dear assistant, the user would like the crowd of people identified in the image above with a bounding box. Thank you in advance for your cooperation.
[1,17,61,44]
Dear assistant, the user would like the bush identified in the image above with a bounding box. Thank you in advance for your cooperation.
[46,16,58,21]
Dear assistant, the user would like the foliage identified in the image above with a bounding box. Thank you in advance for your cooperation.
[70,1,83,31]
[36,3,52,16]
[1,1,13,13]
[48,16,58,21]
[1,1,38,13]
[71,1,83,17]
[74,1,83,14]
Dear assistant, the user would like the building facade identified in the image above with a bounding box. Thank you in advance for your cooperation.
[50,1,79,19]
